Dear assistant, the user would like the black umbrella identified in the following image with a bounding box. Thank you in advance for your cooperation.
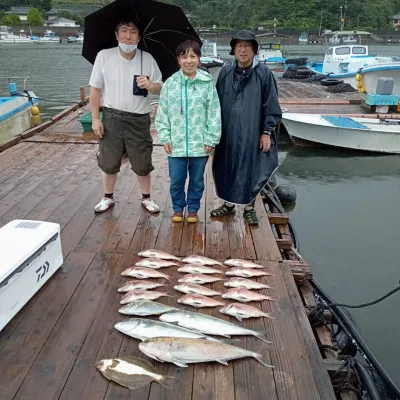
[82,0,202,81]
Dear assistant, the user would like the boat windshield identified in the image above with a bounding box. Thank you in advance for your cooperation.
[335,47,350,55]
[352,46,367,54]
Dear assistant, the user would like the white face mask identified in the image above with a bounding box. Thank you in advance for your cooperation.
[118,42,137,53]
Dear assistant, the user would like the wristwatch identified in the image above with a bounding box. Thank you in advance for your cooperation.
[263,131,272,135]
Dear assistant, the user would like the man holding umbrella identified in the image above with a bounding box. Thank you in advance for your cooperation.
[211,30,282,225]
[89,19,163,213]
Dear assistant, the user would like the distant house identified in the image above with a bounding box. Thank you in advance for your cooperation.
[391,14,400,31]
[46,18,79,28]
[5,6,30,21]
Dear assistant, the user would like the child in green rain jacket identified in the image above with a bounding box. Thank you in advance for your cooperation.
[155,39,221,223]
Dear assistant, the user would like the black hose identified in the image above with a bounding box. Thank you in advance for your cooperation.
[355,360,383,400]
[310,279,400,398]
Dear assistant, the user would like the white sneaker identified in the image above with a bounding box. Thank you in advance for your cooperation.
[141,198,160,213]
[94,197,115,213]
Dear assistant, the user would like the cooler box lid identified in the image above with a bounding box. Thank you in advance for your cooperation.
[0,220,60,284]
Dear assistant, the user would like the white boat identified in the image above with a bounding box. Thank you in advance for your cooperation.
[38,30,60,43]
[281,112,400,153]
[0,29,32,43]
[299,32,308,44]
[0,78,39,145]
[200,39,224,80]
[257,40,286,70]
[308,44,400,95]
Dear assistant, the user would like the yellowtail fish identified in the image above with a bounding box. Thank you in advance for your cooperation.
[96,357,174,390]
[139,337,274,368]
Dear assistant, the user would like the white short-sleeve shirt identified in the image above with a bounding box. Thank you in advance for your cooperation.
[89,47,163,114]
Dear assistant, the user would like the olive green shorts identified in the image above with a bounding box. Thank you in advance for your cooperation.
[97,107,154,176]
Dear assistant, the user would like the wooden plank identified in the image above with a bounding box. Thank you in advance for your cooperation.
[0,252,96,400]
[205,160,230,260]
[250,197,281,261]
[275,238,293,250]
[268,213,289,224]
[13,253,122,400]
[257,261,323,400]
[281,264,337,399]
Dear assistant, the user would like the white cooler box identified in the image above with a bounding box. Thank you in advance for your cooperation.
[0,220,63,332]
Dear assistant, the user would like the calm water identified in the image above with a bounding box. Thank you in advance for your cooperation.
[1,42,400,387]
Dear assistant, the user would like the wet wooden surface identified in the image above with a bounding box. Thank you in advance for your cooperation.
[0,140,336,399]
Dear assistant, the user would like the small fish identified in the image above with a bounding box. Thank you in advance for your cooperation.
[182,255,222,266]
[117,280,166,292]
[177,294,225,308]
[225,267,271,278]
[121,267,171,281]
[139,337,274,368]
[178,274,222,285]
[96,357,174,390]
[224,259,265,269]
[219,303,274,322]
[224,277,272,290]
[135,258,178,269]
[120,290,171,304]
[160,310,271,342]
[119,300,178,316]
[222,288,274,303]
[114,318,219,341]
[138,249,180,261]
[174,283,221,296]
[178,265,223,275]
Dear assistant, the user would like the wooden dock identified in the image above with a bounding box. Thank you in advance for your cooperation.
[0,80,368,399]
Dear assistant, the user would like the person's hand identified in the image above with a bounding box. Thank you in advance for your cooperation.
[205,145,214,154]
[136,76,151,90]
[164,143,172,154]
[92,118,104,138]
[260,134,271,152]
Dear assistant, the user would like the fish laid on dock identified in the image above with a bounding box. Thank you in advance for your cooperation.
[174,283,221,296]
[138,249,180,261]
[117,280,166,292]
[120,290,171,304]
[219,303,274,322]
[96,357,174,390]
[114,319,218,341]
[224,259,265,269]
[139,337,274,368]
[225,267,271,278]
[135,258,179,269]
[177,265,223,275]
[222,288,274,303]
[118,300,178,316]
[160,310,271,343]
[177,274,222,285]
[121,267,171,281]
[224,277,272,290]
[177,294,225,308]
[182,255,223,266]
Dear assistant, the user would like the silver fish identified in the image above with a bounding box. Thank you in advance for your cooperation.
[225,267,271,278]
[137,249,180,261]
[224,277,272,290]
[182,255,223,266]
[174,283,221,296]
[117,280,166,292]
[178,265,223,275]
[114,318,218,341]
[222,288,274,303]
[96,357,174,390]
[219,303,274,322]
[160,310,271,342]
[177,294,225,308]
[120,290,172,304]
[135,258,179,269]
[119,300,178,316]
[121,267,171,281]
[139,337,274,368]
[178,274,222,285]
[224,259,265,269]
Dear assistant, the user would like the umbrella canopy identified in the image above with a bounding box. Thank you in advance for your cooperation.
[82,0,202,81]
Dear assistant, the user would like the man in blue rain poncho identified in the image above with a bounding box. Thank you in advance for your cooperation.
[211,30,282,225]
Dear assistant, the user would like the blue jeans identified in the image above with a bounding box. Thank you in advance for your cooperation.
[168,156,209,213]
